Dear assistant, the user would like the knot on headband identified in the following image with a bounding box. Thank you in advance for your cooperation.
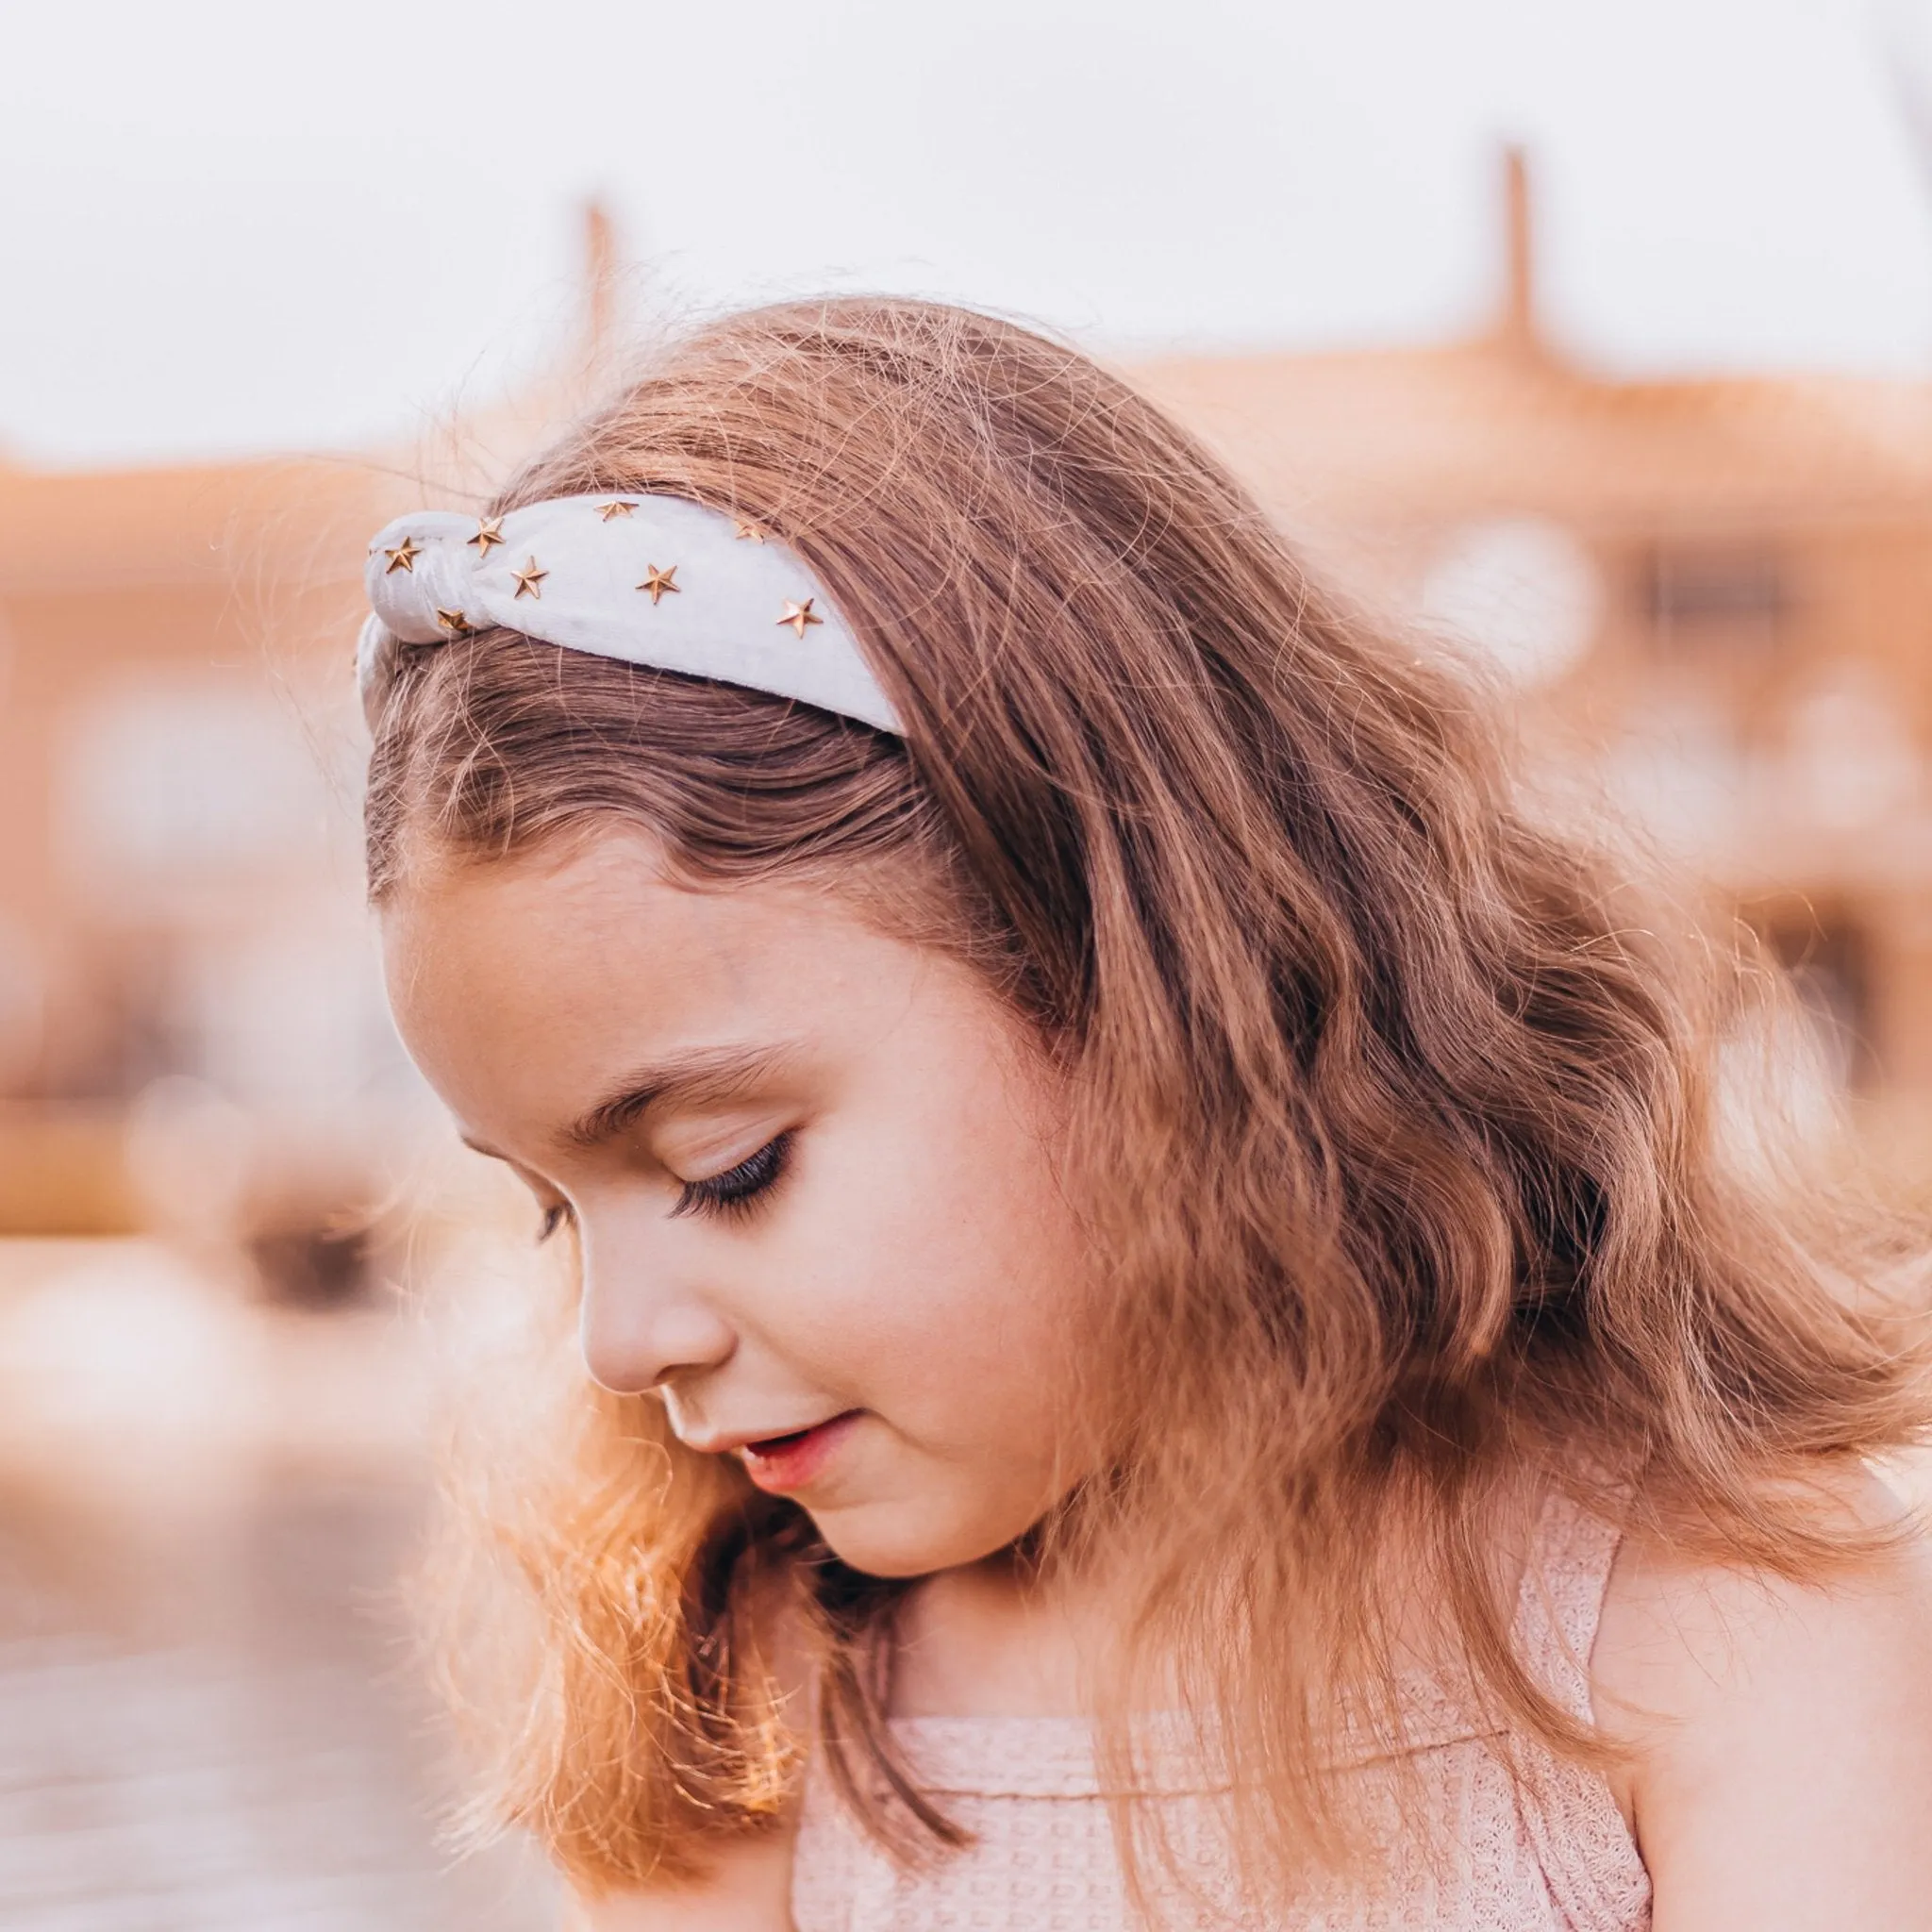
[357,493,902,735]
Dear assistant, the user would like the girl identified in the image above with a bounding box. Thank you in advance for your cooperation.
[359,299,1932,1930]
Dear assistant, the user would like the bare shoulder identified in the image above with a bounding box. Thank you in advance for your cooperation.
[1593,1463,1932,1724]
[1591,1463,1932,1928]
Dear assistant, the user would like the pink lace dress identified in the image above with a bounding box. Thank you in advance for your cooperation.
[790,1492,1651,1930]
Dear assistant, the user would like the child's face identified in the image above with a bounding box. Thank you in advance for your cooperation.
[383,830,1097,1578]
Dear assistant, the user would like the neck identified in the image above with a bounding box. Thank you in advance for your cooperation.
[888,1546,1125,1720]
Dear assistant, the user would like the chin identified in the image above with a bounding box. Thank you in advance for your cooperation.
[807,1497,1022,1579]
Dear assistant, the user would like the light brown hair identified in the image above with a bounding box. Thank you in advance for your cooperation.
[367,297,1930,1904]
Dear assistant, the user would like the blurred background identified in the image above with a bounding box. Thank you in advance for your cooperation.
[6,0,1932,1924]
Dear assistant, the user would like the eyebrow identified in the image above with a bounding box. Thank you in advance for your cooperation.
[457,1042,806,1165]
[553,1041,804,1153]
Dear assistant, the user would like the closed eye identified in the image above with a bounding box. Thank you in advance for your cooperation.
[673,1131,793,1223]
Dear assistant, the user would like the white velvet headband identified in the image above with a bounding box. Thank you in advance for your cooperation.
[357,492,903,735]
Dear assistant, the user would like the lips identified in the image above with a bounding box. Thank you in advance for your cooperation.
[738,1410,861,1494]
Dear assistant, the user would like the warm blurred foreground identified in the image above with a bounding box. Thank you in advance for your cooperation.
[0,1237,560,1931]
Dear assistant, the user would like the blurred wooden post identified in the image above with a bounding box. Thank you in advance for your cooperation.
[582,199,619,378]
[1497,143,1538,354]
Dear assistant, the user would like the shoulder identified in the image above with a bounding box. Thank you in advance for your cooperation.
[1591,1461,1932,1925]
[1592,1462,1932,1730]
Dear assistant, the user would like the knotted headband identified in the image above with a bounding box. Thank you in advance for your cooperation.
[357,492,904,735]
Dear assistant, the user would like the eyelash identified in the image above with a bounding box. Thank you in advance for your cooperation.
[531,1132,793,1243]
[672,1131,793,1223]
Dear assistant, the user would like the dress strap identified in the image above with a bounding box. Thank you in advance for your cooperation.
[1507,1489,1653,1931]
[1511,1488,1625,1721]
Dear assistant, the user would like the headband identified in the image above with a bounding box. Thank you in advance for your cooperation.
[357,492,903,735]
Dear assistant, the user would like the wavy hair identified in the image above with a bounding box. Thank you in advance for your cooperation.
[366,296,1931,1904]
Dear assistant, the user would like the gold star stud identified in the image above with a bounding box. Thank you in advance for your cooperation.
[435,608,473,636]
[512,557,548,601]
[382,535,423,575]
[636,563,679,605]
[776,597,823,639]
[734,519,766,542]
[598,500,637,521]
[468,517,506,558]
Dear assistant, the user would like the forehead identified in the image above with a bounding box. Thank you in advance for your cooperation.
[378,831,942,1137]
[387,832,755,1002]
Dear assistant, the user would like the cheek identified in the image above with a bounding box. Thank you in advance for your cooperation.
[795,1149,1091,1576]
[776,1072,1092,1452]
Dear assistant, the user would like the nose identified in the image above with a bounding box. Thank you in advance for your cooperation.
[575,1219,738,1395]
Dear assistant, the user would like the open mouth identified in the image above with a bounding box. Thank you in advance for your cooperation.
[739,1410,861,1493]
[746,1424,816,1455]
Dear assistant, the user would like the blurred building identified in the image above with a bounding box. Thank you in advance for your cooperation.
[0,212,626,1277]
[1136,150,1932,1183]
[0,453,399,1274]
[2,177,1930,1269]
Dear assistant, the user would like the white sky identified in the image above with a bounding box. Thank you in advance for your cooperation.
[5,0,1932,468]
